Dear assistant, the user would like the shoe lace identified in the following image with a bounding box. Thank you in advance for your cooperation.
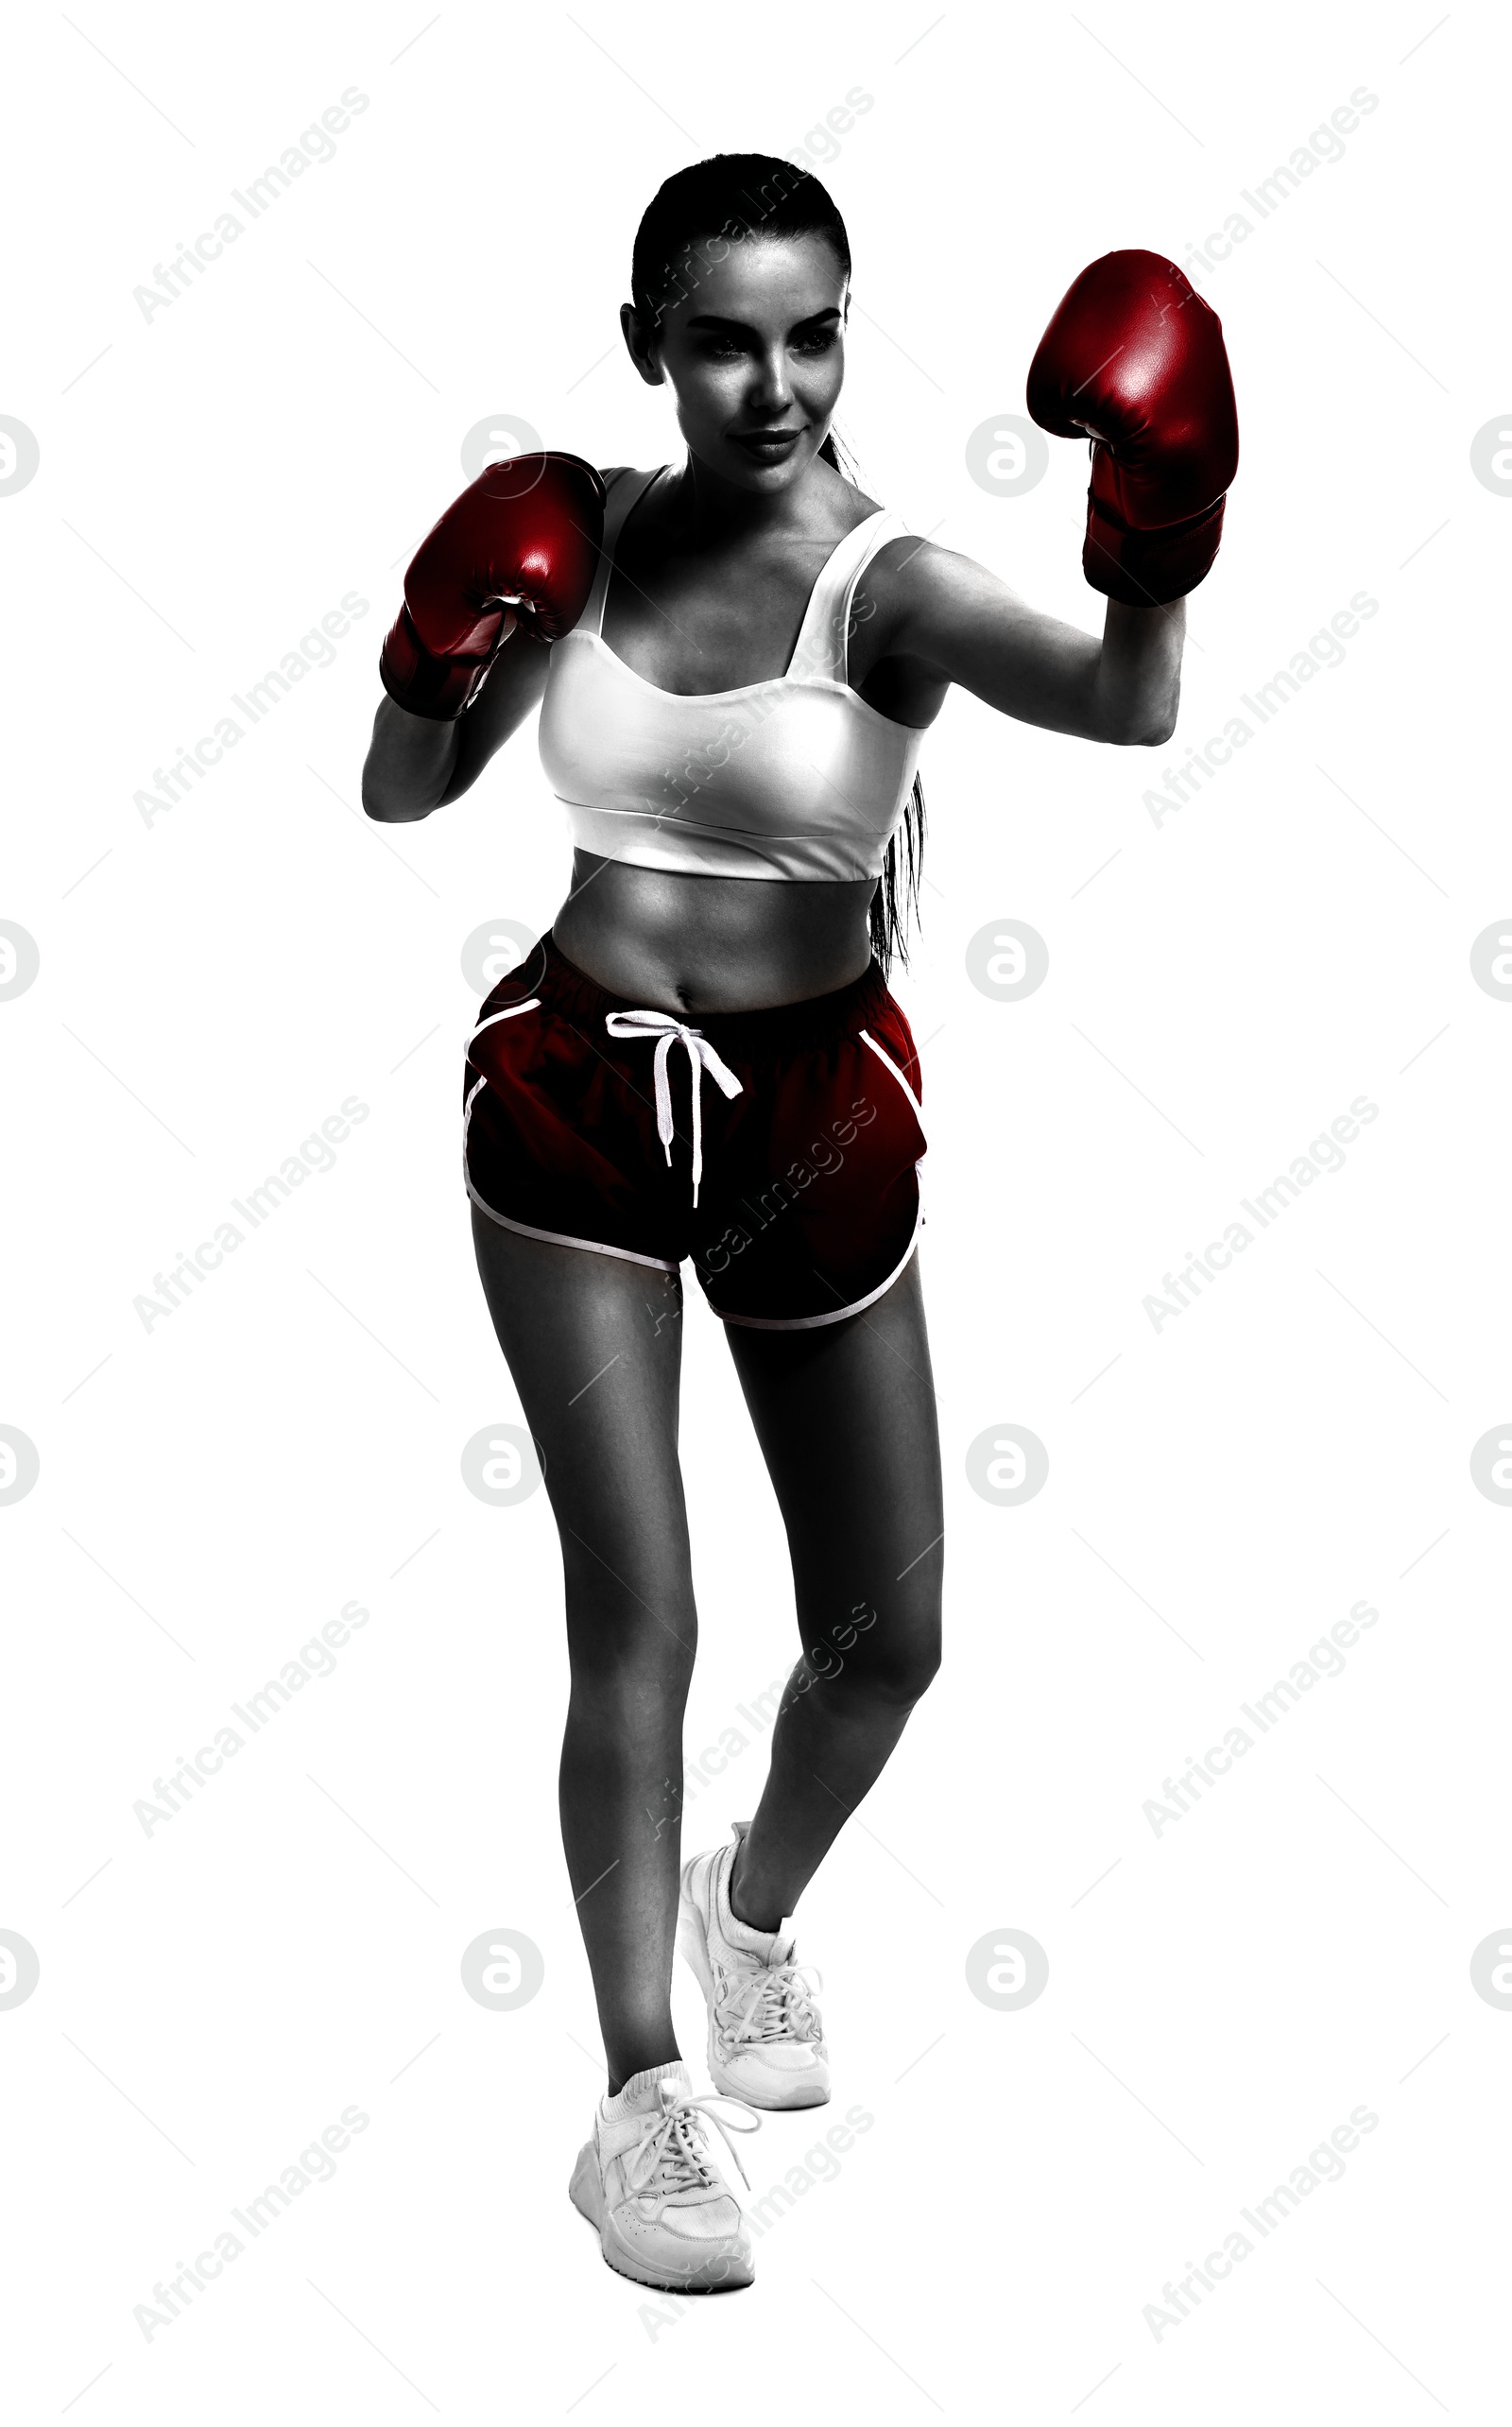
[626,2089,762,2198]
[718,1959,824,2049]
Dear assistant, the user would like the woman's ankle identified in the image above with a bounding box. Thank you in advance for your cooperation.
[606,2036,682,2099]
[729,1833,786,1934]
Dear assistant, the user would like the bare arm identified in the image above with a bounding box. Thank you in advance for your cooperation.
[874,539,1184,748]
[360,622,554,820]
[362,461,627,822]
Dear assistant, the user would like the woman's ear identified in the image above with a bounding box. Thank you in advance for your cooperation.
[620,301,665,388]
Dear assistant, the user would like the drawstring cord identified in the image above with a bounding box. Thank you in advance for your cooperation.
[603,1010,744,1206]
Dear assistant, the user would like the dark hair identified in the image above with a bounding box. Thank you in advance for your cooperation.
[631,152,851,331]
[630,152,925,977]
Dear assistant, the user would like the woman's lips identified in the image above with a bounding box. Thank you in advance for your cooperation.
[731,429,803,456]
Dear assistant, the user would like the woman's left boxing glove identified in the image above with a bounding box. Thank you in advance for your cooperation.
[380,452,607,719]
[1027,252,1238,606]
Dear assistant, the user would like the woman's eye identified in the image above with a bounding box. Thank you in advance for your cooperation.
[793,329,838,356]
[703,337,745,360]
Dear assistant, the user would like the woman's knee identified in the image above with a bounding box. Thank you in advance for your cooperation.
[863,1628,941,1707]
[806,1589,941,1707]
[561,1550,697,1694]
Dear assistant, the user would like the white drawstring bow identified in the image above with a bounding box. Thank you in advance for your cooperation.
[603,1009,744,1207]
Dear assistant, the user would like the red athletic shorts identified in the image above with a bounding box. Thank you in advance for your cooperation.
[463,934,927,1329]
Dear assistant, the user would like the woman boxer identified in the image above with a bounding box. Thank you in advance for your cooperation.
[362,154,1236,2293]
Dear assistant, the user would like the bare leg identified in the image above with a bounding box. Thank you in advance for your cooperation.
[472,1206,696,2094]
[720,1253,944,1929]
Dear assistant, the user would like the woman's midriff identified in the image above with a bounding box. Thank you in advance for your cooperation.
[551,851,879,1014]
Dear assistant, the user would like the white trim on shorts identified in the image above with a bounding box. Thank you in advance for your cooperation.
[858,1026,927,1136]
[466,1178,683,1272]
[464,1005,682,1273]
[711,1022,928,1330]
[469,997,542,1046]
[709,1194,924,1332]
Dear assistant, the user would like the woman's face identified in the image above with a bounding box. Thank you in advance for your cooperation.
[624,232,848,491]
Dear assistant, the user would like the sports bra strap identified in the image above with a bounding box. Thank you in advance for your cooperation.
[785,509,908,685]
[584,470,908,680]
[585,466,662,634]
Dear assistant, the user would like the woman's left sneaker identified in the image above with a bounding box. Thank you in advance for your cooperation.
[679,1821,831,2109]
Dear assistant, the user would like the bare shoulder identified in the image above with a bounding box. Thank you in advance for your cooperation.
[868,533,1017,597]
[863,533,1024,633]
[597,465,634,491]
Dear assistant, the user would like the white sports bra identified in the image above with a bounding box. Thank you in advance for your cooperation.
[537,466,927,883]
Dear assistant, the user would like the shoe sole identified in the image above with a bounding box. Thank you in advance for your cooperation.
[568,2141,753,2293]
[677,1859,832,2111]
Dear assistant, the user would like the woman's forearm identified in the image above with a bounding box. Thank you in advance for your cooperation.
[361,697,460,821]
[1090,595,1185,748]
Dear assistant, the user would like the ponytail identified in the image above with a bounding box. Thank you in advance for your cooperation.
[819,430,926,978]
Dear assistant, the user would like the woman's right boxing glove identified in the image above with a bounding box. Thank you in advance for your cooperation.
[380,452,607,719]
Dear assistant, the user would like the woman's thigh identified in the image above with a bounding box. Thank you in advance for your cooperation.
[722,1252,945,1690]
[470,1207,695,1654]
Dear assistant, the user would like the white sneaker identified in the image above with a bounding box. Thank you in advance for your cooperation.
[679,1821,831,2109]
[568,2058,760,2293]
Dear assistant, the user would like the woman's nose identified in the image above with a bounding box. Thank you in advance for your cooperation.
[749,346,795,411]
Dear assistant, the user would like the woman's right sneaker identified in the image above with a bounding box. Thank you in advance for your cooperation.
[568,2059,760,2293]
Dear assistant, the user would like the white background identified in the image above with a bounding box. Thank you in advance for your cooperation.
[3,1,1505,2417]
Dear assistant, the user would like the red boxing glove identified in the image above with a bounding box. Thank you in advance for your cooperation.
[1026,251,1238,606]
[380,452,606,719]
